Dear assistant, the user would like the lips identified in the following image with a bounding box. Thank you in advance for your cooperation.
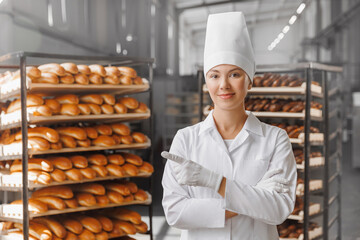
[218,93,235,99]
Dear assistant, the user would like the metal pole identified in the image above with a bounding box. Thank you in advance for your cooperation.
[148,62,154,240]
[20,56,29,240]
[323,70,329,240]
[337,72,342,240]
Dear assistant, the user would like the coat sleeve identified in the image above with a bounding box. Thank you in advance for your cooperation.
[162,129,226,229]
[223,129,297,225]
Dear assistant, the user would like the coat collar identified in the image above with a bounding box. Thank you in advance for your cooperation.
[199,110,264,137]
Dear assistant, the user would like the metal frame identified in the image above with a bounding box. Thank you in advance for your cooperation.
[0,51,155,240]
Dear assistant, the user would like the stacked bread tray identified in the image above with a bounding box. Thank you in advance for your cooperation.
[0,52,155,240]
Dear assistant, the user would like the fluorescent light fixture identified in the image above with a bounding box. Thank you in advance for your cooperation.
[48,2,54,27]
[61,0,67,23]
[289,15,297,25]
[278,33,284,39]
[296,3,306,14]
[282,25,290,33]
[271,42,276,48]
[126,34,133,42]
[116,42,121,54]
[0,0,4,5]
[274,38,280,44]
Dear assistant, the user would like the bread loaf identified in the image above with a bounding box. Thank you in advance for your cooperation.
[111,123,130,136]
[114,103,127,114]
[76,138,91,147]
[26,137,51,151]
[112,134,121,145]
[104,75,120,84]
[110,208,141,224]
[107,154,125,165]
[105,66,120,76]
[79,167,97,179]
[138,161,154,174]
[57,127,87,140]
[59,135,77,148]
[87,103,102,115]
[123,182,138,194]
[107,190,124,204]
[94,124,113,135]
[15,127,59,143]
[133,76,143,85]
[95,195,110,206]
[89,64,106,77]
[78,103,91,115]
[32,196,66,210]
[47,156,73,170]
[64,198,79,209]
[30,105,52,117]
[75,215,103,233]
[26,66,42,79]
[92,135,116,147]
[74,183,106,195]
[69,155,88,168]
[120,135,133,144]
[87,154,108,166]
[64,231,78,240]
[6,94,44,113]
[118,66,137,78]
[118,97,139,109]
[101,94,116,105]
[131,102,148,113]
[84,127,98,139]
[78,229,96,240]
[105,183,130,196]
[74,73,89,85]
[11,170,52,185]
[10,158,53,172]
[50,142,63,150]
[80,94,103,105]
[95,231,109,240]
[60,104,81,116]
[44,99,61,114]
[60,219,83,234]
[90,165,108,177]
[112,219,136,235]
[11,199,48,213]
[123,194,134,202]
[76,193,97,207]
[60,72,75,84]
[32,186,74,199]
[33,72,59,84]
[38,63,65,76]
[106,164,125,177]
[61,63,79,74]
[101,104,114,114]
[64,168,83,181]
[77,65,91,75]
[89,73,103,84]
[122,163,139,176]
[122,153,143,166]
[55,94,79,104]
[50,169,66,182]
[134,221,148,233]
[134,189,148,201]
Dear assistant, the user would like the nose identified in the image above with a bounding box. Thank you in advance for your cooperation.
[219,75,230,90]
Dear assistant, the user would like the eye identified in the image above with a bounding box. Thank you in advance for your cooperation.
[230,72,241,78]
[209,74,219,79]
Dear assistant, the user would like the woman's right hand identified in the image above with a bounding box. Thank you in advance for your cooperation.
[225,210,238,220]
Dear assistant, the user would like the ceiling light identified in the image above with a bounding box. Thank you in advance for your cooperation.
[296,3,306,14]
[289,15,297,25]
[274,38,280,44]
[278,33,284,39]
[47,2,54,27]
[268,46,273,51]
[126,34,133,42]
[116,42,121,54]
[282,25,290,33]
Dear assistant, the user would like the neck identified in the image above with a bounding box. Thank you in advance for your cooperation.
[212,105,248,139]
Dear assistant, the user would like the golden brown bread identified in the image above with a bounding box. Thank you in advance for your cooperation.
[112,219,136,235]
[32,186,74,199]
[87,103,102,115]
[77,103,91,115]
[105,66,120,76]
[60,104,81,116]
[61,63,79,74]
[75,215,103,233]
[44,99,61,114]
[74,183,105,195]
[122,152,143,166]
[106,164,125,177]
[94,124,113,135]
[80,94,103,105]
[89,73,103,84]
[114,103,127,114]
[38,63,65,76]
[104,75,120,84]
[76,193,97,207]
[59,135,77,148]
[31,105,53,117]
[64,231,78,240]
[89,64,106,77]
[111,123,130,136]
[107,190,124,204]
[105,183,131,196]
[134,189,148,201]
[11,170,52,185]
[33,217,67,238]
[50,142,63,150]
[77,65,91,75]
[90,164,108,177]
[118,66,137,78]
[84,127,98,139]
[57,127,87,140]
[93,215,113,232]
[120,135,133,145]
[47,156,73,170]
[15,127,60,143]
[64,168,83,181]
[112,134,122,145]
[11,199,48,213]
[95,231,109,240]
[10,158,53,172]
[92,135,116,147]
[138,161,154,174]
[69,155,88,168]
[76,138,91,147]
[101,104,114,114]
[24,221,53,240]
[107,154,125,165]
[118,97,139,109]
[110,208,141,224]
[74,73,89,85]
[55,94,79,105]
[79,167,97,179]
[123,194,134,202]
[133,76,143,85]
[122,163,139,176]
[100,94,116,105]
[78,229,96,240]
[131,102,148,113]
[63,198,79,209]
[95,195,110,206]
[6,94,44,113]
[60,72,75,84]
[60,219,83,234]
[134,221,148,233]
[26,66,42,79]
[33,72,59,84]
[26,137,51,151]
[124,182,138,194]
[50,169,66,182]
[87,154,108,166]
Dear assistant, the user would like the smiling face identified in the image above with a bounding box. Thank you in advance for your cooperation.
[205,64,251,112]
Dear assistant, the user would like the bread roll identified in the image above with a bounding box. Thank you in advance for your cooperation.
[32,196,66,210]
[38,63,65,76]
[107,190,124,204]
[131,132,147,143]
[74,183,105,195]
[15,127,59,143]
[92,135,116,147]
[134,189,148,201]
[64,198,79,209]
[105,183,130,196]
[90,165,108,177]
[87,154,108,166]
[89,73,103,84]
[122,153,143,166]
[111,123,130,136]
[76,138,91,147]
[64,231,78,240]
[105,66,120,76]
[94,124,112,135]
[45,99,61,114]
[118,66,137,78]
[61,63,79,74]
[75,215,102,233]
[64,168,83,181]
[93,215,113,232]
[108,225,125,238]
[87,103,102,115]
[59,135,77,148]
[78,103,91,115]
[101,104,114,114]
[112,134,121,145]
[120,135,133,144]
[77,65,91,75]
[11,170,52,185]
[33,72,59,84]
[134,221,148,233]
[50,169,66,182]
[32,105,52,116]
[131,102,148,113]
[114,103,127,114]
[26,137,51,151]
[60,219,83,234]
[76,193,97,207]
[10,158,53,172]
[89,64,106,77]
[104,75,120,84]
[118,97,139,110]
[124,182,138,194]
[133,76,143,85]
[0,129,15,145]
[50,141,63,150]
[74,73,89,85]
[69,155,88,168]
[55,94,79,104]
[26,66,42,79]
[60,72,75,84]
[123,194,134,202]
[79,167,96,179]
[95,195,110,206]
[119,75,132,85]
[95,231,109,240]
[47,156,73,170]
[111,208,141,224]
[84,127,98,139]
[106,164,125,177]
[112,219,136,235]
[11,199,48,213]
[57,127,87,140]
[138,161,154,174]
[107,154,125,165]
[32,186,74,199]
[60,104,80,116]
[78,229,96,240]
[122,163,139,176]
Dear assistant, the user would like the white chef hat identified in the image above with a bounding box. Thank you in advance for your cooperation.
[203,12,256,82]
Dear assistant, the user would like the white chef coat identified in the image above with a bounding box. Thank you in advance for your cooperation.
[162,110,297,240]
